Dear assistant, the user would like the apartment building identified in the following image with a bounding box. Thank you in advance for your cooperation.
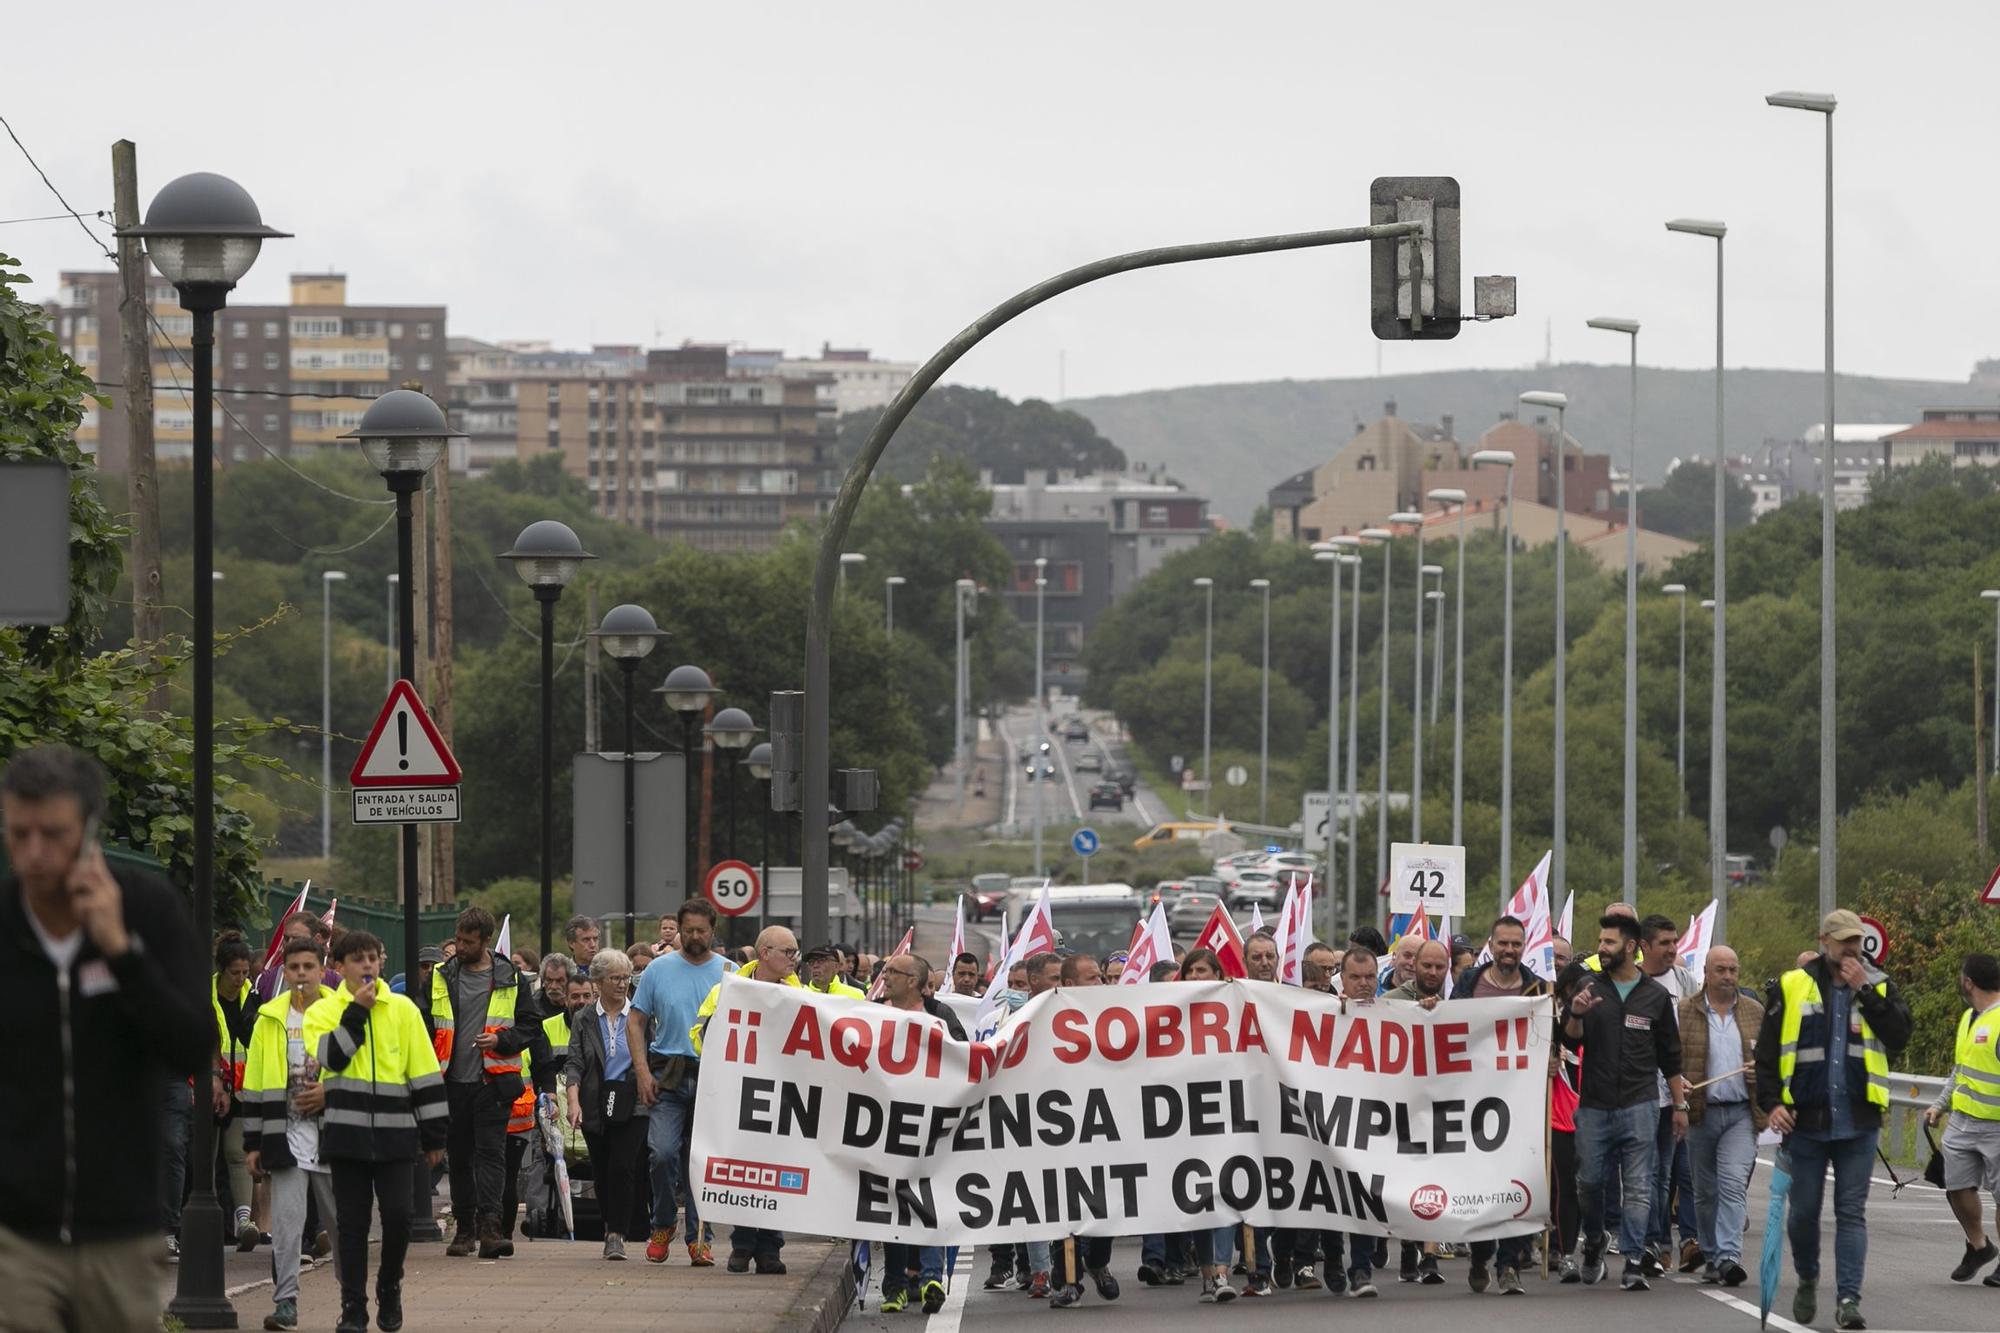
[49,271,444,470]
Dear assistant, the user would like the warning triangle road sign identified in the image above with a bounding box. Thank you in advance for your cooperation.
[1983,862,2000,907]
[351,679,462,787]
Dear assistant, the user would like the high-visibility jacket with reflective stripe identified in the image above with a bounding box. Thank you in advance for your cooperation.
[1952,1002,2000,1120]
[241,988,327,1171]
[305,981,448,1162]
[508,1011,572,1136]
[213,974,252,1089]
[1777,968,1889,1111]
[428,954,527,1086]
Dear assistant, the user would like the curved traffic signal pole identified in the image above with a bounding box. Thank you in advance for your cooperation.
[798,220,1424,944]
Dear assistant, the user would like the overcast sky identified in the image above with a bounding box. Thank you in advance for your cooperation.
[8,1,1995,405]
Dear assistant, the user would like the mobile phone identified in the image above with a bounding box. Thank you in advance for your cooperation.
[75,814,102,880]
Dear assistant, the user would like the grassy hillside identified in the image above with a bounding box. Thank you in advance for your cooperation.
[1067,364,1978,524]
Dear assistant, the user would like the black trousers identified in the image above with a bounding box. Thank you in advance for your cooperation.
[1054,1235,1112,1287]
[445,1081,509,1222]
[583,1117,649,1240]
[331,1156,412,1310]
[1551,1128,1580,1256]
[499,1131,529,1236]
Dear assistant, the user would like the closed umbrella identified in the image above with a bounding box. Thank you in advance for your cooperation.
[1758,1144,1792,1328]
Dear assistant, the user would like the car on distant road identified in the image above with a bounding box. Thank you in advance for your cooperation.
[1088,782,1124,811]
[1063,719,1090,742]
[1168,892,1225,936]
[1226,869,1283,910]
[1109,769,1137,796]
[1075,751,1103,772]
[1213,851,1269,876]
[1726,853,1759,885]
[968,872,1011,920]
[1262,851,1322,878]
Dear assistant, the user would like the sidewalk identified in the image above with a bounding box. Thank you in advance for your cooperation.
[261,1233,853,1332]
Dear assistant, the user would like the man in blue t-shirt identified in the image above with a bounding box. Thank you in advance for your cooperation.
[629,898,734,1266]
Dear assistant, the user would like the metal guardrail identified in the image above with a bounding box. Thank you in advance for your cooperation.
[1882,1071,1949,1167]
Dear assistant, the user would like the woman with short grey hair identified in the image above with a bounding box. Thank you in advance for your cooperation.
[564,949,644,1258]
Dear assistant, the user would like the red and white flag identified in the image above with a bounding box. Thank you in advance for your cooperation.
[866,926,916,1001]
[970,910,1016,1040]
[1507,851,1556,978]
[940,896,968,994]
[1272,875,1314,985]
[496,914,512,965]
[1679,899,1719,977]
[1191,901,1247,978]
[322,898,339,929]
[261,880,313,971]
[1010,882,1057,963]
[1118,902,1174,986]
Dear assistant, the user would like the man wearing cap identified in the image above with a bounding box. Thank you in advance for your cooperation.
[1757,910,1913,1331]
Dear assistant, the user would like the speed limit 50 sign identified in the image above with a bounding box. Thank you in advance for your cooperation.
[705,859,761,918]
[1388,842,1465,918]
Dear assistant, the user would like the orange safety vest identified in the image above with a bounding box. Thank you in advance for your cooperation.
[428,958,524,1082]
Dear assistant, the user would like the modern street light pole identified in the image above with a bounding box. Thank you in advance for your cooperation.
[1193,577,1214,815]
[1423,566,1444,728]
[1588,316,1642,907]
[1251,577,1272,823]
[125,169,287,1332]
[1033,558,1048,875]
[1472,448,1519,904]
[1520,392,1570,900]
[744,742,774,934]
[839,550,867,595]
[1768,91,1840,919]
[706,706,763,945]
[1668,217,1730,938]
[1664,584,1690,819]
[1985,589,2000,776]
[953,578,975,815]
[657,664,717,904]
[884,574,905,637]
[501,521,595,955]
[1312,543,1342,933]
[589,604,665,947]
[1390,510,1425,841]
[1358,528,1394,907]
[1428,490,1469,843]
[321,569,348,860]
[1339,550,1364,928]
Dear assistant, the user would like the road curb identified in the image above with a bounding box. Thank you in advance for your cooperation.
[779,1237,857,1333]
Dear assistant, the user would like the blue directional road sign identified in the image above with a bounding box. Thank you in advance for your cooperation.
[1071,828,1100,857]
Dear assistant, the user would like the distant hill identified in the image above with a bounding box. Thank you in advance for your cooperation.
[1066,364,1985,524]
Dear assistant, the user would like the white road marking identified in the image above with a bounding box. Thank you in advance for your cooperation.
[1702,1287,1813,1332]
[927,1247,974,1333]
[1754,1156,1908,1192]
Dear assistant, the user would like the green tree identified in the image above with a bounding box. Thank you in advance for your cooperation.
[835,385,1125,485]
[1638,461,1754,540]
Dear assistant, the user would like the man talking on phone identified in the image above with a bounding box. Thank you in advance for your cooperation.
[0,744,211,1331]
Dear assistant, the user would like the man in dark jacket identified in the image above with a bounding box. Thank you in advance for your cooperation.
[1756,910,1913,1331]
[1561,912,1681,1292]
[1452,914,1548,1294]
[0,744,210,1332]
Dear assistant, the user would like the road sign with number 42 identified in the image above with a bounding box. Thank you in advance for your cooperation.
[1388,842,1465,917]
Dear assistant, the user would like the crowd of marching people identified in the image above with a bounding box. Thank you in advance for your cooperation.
[11,739,2000,1332]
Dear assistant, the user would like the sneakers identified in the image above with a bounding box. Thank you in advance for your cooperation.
[603,1233,626,1261]
[1721,1260,1749,1288]
[1242,1273,1273,1297]
[1559,1256,1582,1284]
[235,1213,261,1252]
[1090,1267,1120,1301]
[1497,1266,1524,1296]
[1199,1274,1221,1303]
[1794,1283,1817,1326]
[922,1280,947,1314]
[1137,1262,1166,1286]
[1049,1283,1084,1309]
[1398,1247,1419,1283]
[983,1268,1016,1291]
[1680,1238,1705,1273]
[1469,1262,1490,1294]
[646,1229,674,1264]
[880,1290,909,1314]
[1418,1256,1444,1285]
[1273,1251,1295,1288]
[311,1229,332,1260]
[262,1299,298,1331]
[1027,1270,1051,1298]
[726,1252,752,1274]
[1347,1272,1379,1298]
[1580,1240,1607,1286]
[1640,1247,1666,1279]
[1166,1264,1194,1285]
[689,1241,715,1267]
[757,1256,787,1275]
[1700,1262,1719,1284]
[1295,1262,1322,1290]
[1621,1258,1650,1291]
[1951,1239,1998,1282]
[1835,1297,1866,1330]
[1200,1274,1236,1303]
[166,1234,181,1264]
[335,1303,367,1333]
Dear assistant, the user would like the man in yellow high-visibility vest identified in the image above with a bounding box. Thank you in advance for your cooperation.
[1923,952,2000,1287]
[1755,909,1913,1332]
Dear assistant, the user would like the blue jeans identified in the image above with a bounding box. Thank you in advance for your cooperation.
[1192,1224,1240,1267]
[1141,1233,1190,1269]
[884,1242,945,1297]
[1649,1108,1698,1250]
[161,1077,192,1234]
[1787,1128,1878,1301]
[1687,1102,1756,1265]
[646,1071,704,1237]
[1576,1102,1658,1259]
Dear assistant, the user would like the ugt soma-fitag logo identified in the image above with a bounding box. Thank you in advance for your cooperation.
[1411,1180,1534,1222]
[705,1157,810,1196]
[1409,1184,1448,1221]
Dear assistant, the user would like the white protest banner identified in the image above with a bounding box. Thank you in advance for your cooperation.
[691,977,1551,1246]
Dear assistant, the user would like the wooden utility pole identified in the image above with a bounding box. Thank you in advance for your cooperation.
[430,458,457,905]
[112,140,164,711]
[1978,642,1990,859]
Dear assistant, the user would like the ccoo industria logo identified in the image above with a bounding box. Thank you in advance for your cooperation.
[705,1157,810,1195]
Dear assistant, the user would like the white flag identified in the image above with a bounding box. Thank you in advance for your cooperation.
[1272,875,1314,985]
[940,895,968,995]
[1249,902,1266,935]
[1556,891,1574,950]
[496,913,512,965]
[971,910,1015,1041]
[1118,903,1175,986]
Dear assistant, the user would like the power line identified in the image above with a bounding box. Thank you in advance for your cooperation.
[258,509,395,556]
[0,112,114,259]
[0,209,111,227]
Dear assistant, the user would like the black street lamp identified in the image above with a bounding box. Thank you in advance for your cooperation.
[122,171,288,1331]
[703,707,761,861]
[742,742,773,933]
[501,521,594,954]
[655,664,715,895]
[589,604,665,946]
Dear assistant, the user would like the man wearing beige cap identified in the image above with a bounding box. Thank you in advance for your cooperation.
[1756,909,1913,1331]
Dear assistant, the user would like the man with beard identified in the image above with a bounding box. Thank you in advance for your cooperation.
[629,899,733,1266]
[1452,916,1548,1295]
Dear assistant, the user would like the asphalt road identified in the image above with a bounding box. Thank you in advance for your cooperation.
[997,704,1164,836]
[845,1157,1996,1333]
